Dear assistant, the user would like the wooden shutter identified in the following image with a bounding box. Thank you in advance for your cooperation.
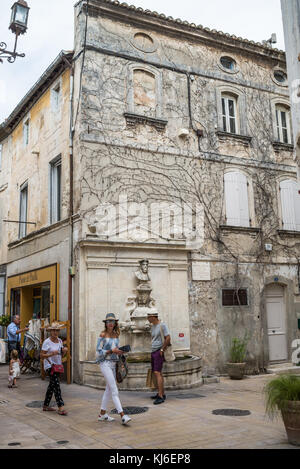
[225,172,250,227]
[280,179,300,231]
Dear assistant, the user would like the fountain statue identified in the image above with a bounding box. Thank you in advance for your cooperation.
[120,259,158,360]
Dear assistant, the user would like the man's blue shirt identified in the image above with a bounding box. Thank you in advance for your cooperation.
[7,322,20,342]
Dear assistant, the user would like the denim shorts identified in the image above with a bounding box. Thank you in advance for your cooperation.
[151,349,165,373]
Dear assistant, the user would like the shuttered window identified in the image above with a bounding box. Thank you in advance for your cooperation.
[50,157,62,224]
[224,172,250,227]
[19,184,28,239]
[280,179,300,231]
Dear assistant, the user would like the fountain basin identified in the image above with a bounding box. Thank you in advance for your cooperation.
[81,356,202,391]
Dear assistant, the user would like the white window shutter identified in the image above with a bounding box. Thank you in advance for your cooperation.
[280,180,298,231]
[225,172,250,227]
[294,186,300,232]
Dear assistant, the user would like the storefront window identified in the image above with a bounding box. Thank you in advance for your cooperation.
[11,289,21,316]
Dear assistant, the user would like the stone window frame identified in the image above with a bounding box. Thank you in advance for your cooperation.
[23,114,30,147]
[50,77,62,115]
[217,53,240,75]
[216,85,248,138]
[125,63,165,126]
[270,98,293,148]
[48,155,62,226]
[221,167,256,229]
[19,180,28,239]
[271,67,288,88]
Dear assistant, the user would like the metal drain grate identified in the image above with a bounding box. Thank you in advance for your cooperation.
[111,406,148,415]
[26,401,57,408]
[173,394,206,400]
[212,409,251,417]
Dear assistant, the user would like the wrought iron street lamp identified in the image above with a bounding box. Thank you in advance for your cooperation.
[0,0,30,64]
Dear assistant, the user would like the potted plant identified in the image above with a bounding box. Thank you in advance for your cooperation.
[0,315,11,339]
[264,374,300,446]
[227,336,248,380]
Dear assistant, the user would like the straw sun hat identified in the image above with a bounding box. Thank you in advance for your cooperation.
[103,313,119,323]
[47,322,64,331]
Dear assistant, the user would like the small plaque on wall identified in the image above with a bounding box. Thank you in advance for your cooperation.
[192,262,211,281]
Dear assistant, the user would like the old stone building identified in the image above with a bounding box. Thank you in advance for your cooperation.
[0,51,73,332]
[1,0,300,385]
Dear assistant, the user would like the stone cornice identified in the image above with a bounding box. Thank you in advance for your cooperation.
[82,0,286,63]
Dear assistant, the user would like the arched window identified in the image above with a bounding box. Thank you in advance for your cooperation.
[216,86,247,136]
[222,94,238,134]
[127,64,163,119]
[280,179,300,232]
[224,171,250,227]
[133,69,156,117]
[275,105,292,144]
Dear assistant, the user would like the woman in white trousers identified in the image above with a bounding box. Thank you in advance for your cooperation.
[96,313,131,425]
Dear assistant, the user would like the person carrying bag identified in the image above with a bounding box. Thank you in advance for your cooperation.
[40,322,68,416]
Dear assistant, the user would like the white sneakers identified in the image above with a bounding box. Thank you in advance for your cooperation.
[121,415,132,425]
[98,413,132,425]
[98,413,115,422]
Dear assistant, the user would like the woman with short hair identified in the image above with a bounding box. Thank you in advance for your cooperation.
[96,313,131,425]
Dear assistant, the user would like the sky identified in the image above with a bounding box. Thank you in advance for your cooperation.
[0,0,285,123]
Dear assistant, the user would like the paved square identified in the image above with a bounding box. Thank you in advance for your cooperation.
[0,365,298,449]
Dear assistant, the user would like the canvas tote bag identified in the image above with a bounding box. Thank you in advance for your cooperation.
[160,324,176,362]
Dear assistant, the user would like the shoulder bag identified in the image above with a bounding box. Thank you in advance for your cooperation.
[160,325,176,362]
[116,355,128,383]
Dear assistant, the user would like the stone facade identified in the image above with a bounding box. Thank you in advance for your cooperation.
[72,0,300,380]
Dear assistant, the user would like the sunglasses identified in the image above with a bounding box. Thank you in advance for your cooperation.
[106,320,116,324]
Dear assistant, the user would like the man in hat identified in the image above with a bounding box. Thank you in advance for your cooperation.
[147,311,171,405]
[7,315,29,359]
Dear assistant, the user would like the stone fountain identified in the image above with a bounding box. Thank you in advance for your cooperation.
[116,259,203,391]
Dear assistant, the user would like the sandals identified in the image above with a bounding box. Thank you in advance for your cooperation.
[57,410,68,416]
[43,406,56,412]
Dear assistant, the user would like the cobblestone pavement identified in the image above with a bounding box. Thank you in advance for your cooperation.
[0,365,299,450]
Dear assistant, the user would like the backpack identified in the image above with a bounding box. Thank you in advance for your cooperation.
[116,355,128,383]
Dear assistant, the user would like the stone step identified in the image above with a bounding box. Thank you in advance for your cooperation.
[266,362,300,375]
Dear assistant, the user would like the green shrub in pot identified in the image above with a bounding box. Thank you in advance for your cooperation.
[264,374,300,446]
[227,336,248,380]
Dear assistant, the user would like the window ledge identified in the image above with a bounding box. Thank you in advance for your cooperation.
[220,225,261,234]
[216,131,252,145]
[124,112,168,131]
[8,218,70,249]
[278,229,300,237]
[272,142,294,152]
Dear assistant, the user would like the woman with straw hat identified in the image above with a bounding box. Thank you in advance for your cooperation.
[40,322,68,416]
[96,313,131,425]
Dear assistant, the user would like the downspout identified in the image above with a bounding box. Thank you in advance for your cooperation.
[68,62,75,382]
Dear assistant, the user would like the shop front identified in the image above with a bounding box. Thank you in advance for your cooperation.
[7,264,59,335]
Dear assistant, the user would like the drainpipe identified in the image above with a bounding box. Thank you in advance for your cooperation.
[68,61,75,382]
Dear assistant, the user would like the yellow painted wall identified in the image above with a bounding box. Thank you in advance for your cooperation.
[0,67,71,264]
[7,264,59,334]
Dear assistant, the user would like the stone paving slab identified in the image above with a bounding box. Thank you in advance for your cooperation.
[0,364,299,449]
